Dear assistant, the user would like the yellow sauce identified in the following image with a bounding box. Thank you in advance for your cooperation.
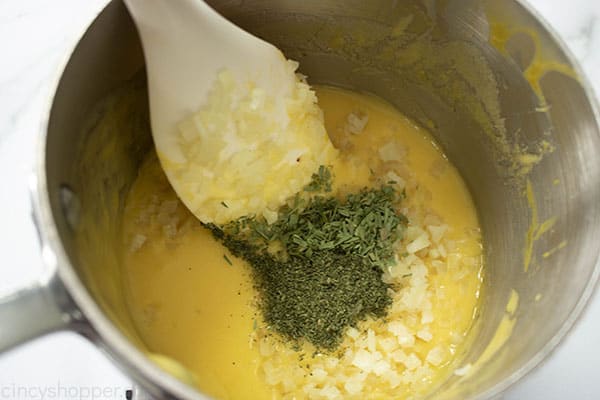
[121,86,483,399]
[121,169,269,399]
[318,88,480,234]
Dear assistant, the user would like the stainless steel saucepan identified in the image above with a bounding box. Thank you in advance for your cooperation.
[1,0,599,399]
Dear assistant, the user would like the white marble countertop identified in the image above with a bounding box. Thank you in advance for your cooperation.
[0,1,599,399]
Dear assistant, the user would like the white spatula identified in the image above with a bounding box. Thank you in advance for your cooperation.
[123,0,295,165]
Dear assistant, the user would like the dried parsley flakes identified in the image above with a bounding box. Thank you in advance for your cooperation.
[208,166,407,350]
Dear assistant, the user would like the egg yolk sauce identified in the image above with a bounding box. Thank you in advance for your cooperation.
[121,86,483,399]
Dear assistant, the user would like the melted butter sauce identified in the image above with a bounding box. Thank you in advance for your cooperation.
[121,86,483,399]
[122,166,268,399]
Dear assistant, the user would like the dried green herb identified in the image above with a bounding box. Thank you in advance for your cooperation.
[208,166,407,350]
[303,165,332,193]
[210,233,391,349]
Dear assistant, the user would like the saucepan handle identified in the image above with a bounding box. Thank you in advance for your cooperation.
[0,177,83,354]
[0,273,71,353]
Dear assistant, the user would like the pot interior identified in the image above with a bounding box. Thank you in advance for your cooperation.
[44,0,600,398]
